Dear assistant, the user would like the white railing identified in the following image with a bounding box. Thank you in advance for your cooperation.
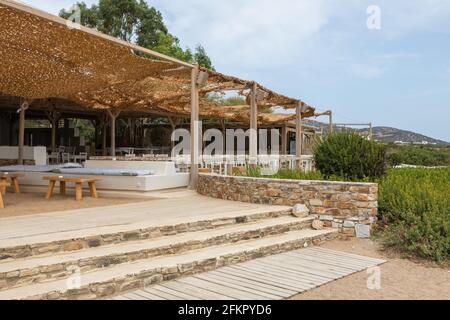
[174,154,315,175]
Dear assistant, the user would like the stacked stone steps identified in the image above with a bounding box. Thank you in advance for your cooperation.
[0,215,314,291]
[0,207,294,261]
[0,228,337,300]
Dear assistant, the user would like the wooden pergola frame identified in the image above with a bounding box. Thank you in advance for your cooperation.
[0,0,323,188]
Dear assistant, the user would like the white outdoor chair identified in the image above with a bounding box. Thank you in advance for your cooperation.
[61,153,70,163]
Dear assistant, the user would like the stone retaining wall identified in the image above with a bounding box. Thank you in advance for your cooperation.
[198,174,379,236]
[0,159,35,166]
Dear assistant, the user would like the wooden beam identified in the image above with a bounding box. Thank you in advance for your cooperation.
[107,109,121,158]
[45,111,61,153]
[17,99,32,165]
[295,103,303,169]
[189,65,200,189]
[329,111,333,134]
[281,124,287,156]
[249,82,258,165]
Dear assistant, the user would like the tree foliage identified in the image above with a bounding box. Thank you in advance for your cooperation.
[60,0,214,69]
[386,144,450,167]
[314,131,387,181]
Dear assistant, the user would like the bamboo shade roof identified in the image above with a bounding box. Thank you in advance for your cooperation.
[0,0,316,125]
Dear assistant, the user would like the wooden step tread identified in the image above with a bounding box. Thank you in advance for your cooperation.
[0,216,313,274]
[0,229,337,300]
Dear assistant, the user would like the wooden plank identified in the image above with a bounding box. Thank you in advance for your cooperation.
[122,292,150,300]
[151,284,201,300]
[286,252,365,271]
[217,267,305,293]
[143,287,183,300]
[258,258,342,281]
[203,272,288,298]
[227,265,312,291]
[133,289,166,300]
[264,255,350,277]
[265,254,351,276]
[161,281,233,300]
[194,273,281,300]
[209,270,296,296]
[289,250,373,269]
[305,247,385,263]
[240,261,323,288]
[247,259,332,283]
[249,256,334,281]
[179,277,264,300]
[295,249,375,266]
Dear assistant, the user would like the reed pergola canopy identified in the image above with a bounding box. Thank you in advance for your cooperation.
[0,0,316,124]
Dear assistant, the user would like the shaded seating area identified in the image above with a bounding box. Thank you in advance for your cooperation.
[0,0,328,191]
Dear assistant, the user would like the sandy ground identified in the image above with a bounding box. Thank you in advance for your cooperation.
[0,192,148,218]
[291,238,450,300]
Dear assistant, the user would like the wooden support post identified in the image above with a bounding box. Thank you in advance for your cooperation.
[18,99,32,165]
[168,116,181,151]
[281,124,287,156]
[329,111,333,134]
[295,102,303,169]
[102,119,107,156]
[249,82,258,166]
[45,111,61,153]
[107,109,121,158]
[189,65,200,189]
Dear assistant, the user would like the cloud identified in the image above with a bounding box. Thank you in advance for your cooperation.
[152,0,331,71]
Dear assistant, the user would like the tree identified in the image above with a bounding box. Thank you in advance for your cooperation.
[60,0,214,68]
[194,45,214,71]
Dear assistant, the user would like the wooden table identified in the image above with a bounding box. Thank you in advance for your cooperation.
[0,173,25,195]
[43,176,101,201]
[0,181,10,209]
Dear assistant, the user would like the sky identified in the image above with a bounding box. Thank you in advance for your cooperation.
[20,0,450,142]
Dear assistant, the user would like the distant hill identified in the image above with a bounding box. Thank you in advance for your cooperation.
[302,120,449,145]
[359,126,449,145]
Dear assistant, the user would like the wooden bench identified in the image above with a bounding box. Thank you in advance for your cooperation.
[0,172,25,195]
[43,176,101,201]
[0,181,10,209]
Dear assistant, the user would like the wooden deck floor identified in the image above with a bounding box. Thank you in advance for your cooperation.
[0,190,290,248]
[113,247,386,300]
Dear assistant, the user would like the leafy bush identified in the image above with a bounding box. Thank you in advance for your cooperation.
[241,166,370,182]
[378,168,450,263]
[386,144,450,167]
[314,131,387,181]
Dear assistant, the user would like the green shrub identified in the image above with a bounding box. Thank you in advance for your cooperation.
[242,167,371,182]
[386,144,450,167]
[378,168,450,263]
[314,131,387,181]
